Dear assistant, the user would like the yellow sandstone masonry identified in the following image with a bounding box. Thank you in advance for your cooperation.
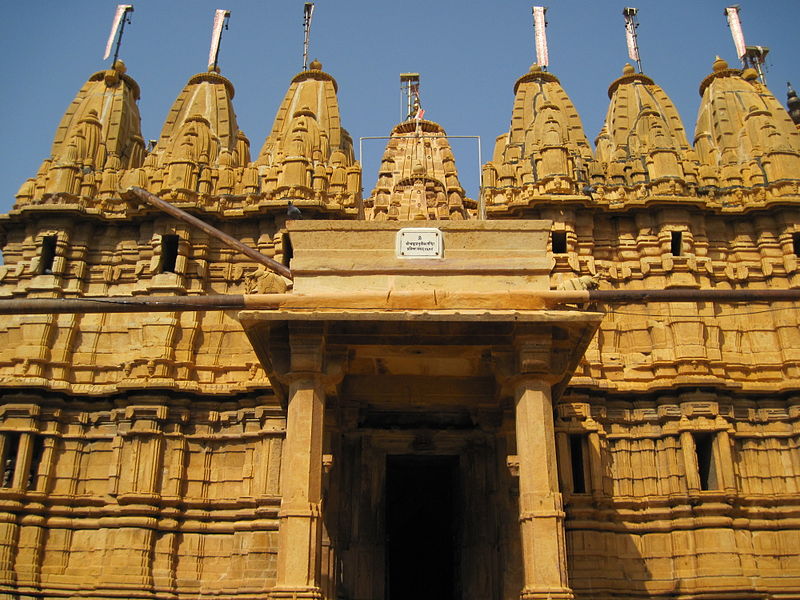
[0,53,799,600]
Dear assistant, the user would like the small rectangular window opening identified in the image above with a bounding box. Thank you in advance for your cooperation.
[1,433,20,488]
[552,231,568,254]
[670,231,683,256]
[160,234,180,273]
[27,436,45,491]
[793,232,800,257]
[693,433,718,491]
[282,232,294,267]
[40,235,58,274]
[569,434,587,494]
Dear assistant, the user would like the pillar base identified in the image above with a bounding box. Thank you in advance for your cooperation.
[520,586,574,600]
[270,586,324,600]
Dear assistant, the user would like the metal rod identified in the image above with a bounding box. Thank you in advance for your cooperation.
[112,7,132,66]
[1,288,798,316]
[0,295,252,315]
[477,136,484,220]
[126,187,293,280]
[623,7,643,73]
[588,288,800,303]
[302,2,315,70]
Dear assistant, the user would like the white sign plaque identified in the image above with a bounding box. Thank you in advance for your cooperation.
[396,228,443,259]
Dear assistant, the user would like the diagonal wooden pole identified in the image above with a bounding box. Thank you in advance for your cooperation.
[126,187,293,280]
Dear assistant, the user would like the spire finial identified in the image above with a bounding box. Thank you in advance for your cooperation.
[787,81,800,125]
[103,4,134,65]
[208,9,231,71]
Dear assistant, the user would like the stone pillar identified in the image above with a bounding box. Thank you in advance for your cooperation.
[555,432,571,493]
[716,429,737,499]
[587,431,604,499]
[680,430,701,497]
[272,324,327,600]
[515,378,572,600]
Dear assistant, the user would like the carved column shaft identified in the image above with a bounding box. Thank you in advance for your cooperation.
[588,431,604,498]
[514,377,572,600]
[680,430,701,495]
[36,437,57,493]
[555,432,571,493]
[716,429,737,497]
[273,325,327,600]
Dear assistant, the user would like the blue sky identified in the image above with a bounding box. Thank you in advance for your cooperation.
[0,1,798,215]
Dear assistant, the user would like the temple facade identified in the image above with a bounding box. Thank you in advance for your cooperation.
[0,34,799,600]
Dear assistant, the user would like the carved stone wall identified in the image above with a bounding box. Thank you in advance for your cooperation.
[478,57,800,599]
[555,390,800,598]
[0,213,290,394]
[0,395,284,597]
[2,45,800,600]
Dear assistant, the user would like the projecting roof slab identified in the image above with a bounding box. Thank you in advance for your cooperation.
[239,220,602,407]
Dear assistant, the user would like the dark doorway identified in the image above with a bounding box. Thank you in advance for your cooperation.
[385,455,459,600]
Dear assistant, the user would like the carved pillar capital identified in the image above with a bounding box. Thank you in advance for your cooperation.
[288,322,327,374]
[514,328,553,376]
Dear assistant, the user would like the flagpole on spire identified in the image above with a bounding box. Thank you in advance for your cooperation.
[103,4,134,65]
[724,6,747,64]
[303,2,315,71]
[532,6,549,71]
[400,73,422,122]
[622,7,643,73]
[208,9,231,71]
[724,5,769,85]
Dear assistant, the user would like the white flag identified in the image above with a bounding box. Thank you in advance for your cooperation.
[624,15,639,62]
[725,6,747,60]
[103,5,132,61]
[532,6,549,67]
[208,9,230,69]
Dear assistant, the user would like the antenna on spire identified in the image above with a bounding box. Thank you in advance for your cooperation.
[400,73,422,122]
[103,4,134,65]
[724,5,769,84]
[303,2,315,71]
[622,7,643,73]
[208,9,231,70]
[532,6,549,71]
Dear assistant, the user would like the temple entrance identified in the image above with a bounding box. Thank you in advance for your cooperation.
[326,429,522,600]
[385,455,459,600]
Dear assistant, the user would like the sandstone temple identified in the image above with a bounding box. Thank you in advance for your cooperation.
[0,17,799,600]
